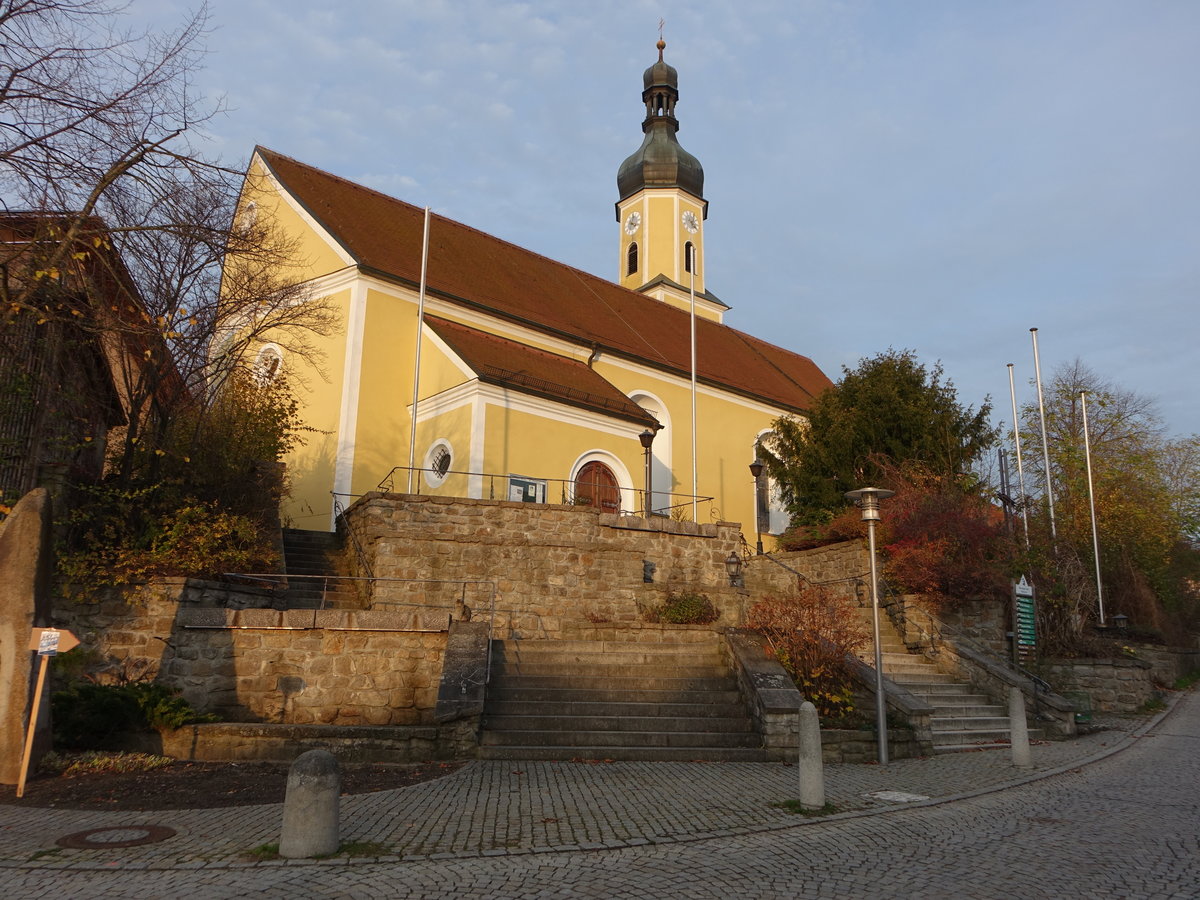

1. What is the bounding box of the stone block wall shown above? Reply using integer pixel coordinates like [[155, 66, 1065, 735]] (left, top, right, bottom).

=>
[[889, 594, 1010, 660], [765, 543, 872, 602], [54, 581, 450, 728], [1042, 657, 1156, 713], [1125, 643, 1200, 685], [344, 493, 748, 636], [53, 578, 274, 683], [161, 616, 447, 726]]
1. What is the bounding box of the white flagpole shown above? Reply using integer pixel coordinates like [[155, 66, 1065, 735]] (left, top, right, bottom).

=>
[[407, 207, 431, 493], [689, 243, 698, 522], [1030, 327, 1057, 542], [1081, 391, 1106, 625], [1007, 363, 1030, 549]]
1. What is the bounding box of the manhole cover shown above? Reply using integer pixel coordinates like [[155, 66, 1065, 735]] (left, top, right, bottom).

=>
[[57, 824, 176, 850]]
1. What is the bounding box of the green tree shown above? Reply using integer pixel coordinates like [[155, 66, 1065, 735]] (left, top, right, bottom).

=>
[[762, 349, 996, 525]]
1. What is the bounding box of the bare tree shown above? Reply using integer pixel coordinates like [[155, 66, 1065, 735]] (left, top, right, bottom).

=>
[[0, 0, 336, 503]]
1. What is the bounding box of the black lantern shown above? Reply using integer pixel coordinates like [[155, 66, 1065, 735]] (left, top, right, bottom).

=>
[[725, 552, 744, 588]]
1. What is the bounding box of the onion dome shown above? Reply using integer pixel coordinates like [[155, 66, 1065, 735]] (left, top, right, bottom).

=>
[[617, 40, 705, 202]]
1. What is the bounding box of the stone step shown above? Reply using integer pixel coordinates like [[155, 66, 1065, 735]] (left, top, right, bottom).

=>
[[479, 728, 763, 749], [924, 703, 1007, 718], [482, 714, 756, 734], [494, 649, 725, 668], [494, 639, 721, 657], [491, 661, 729, 679], [886, 671, 960, 684], [493, 674, 738, 693], [477, 745, 771, 762], [930, 728, 1012, 747], [894, 679, 981, 693], [485, 699, 748, 718], [484, 686, 745, 705], [929, 716, 1012, 732], [881, 661, 942, 676]]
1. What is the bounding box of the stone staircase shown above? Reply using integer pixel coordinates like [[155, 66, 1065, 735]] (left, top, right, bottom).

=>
[[853, 608, 1030, 752], [280, 528, 357, 608], [479, 636, 768, 761]]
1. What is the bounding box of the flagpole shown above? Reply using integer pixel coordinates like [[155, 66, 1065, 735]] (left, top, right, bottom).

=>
[[1081, 391, 1106, 625], [1007, 363, 1030, 549], [689, 243, 698, 522], [1030, 327, 1057, 542], [407, 207, 431, 493]]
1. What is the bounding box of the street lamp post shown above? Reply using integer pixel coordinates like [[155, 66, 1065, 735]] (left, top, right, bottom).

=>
[[845, 486, 895, 765], [639, 429, 656, 517], [749, 458, 765, 555]]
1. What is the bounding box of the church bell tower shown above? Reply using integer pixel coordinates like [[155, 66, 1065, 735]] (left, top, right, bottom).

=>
[[616, 40, 725, 321]]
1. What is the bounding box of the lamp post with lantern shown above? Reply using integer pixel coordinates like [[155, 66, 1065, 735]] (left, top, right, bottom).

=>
[[845, 486, 894, 765], [639, 429, 656, 517], [749, 458, 765, 555]]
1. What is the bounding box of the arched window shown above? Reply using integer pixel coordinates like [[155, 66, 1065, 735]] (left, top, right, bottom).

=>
[[254, 344, 283, 383], [575, 461, 620, 512], [684, 241, 696, 274], [627, 241, 638, 276]]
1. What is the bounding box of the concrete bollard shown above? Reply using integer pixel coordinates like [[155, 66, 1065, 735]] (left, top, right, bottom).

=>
[[1009, 687, 1033, 769], [279, 749, 341, 858], [797, 701, 825, 810]]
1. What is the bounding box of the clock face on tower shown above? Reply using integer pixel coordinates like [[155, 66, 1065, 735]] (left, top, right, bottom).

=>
[[624, 211, 641, 235], [681, 210, 699, 234]]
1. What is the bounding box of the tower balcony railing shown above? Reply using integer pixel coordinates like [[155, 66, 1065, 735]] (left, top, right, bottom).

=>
[[371, 464, 715, 522]]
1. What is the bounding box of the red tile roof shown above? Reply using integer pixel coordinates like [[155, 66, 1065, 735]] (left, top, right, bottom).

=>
[[425, 316, 658, 426], [256, 148, 832, 413]]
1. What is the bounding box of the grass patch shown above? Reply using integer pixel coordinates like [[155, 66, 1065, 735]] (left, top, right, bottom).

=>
[[1173, 671, 1200, 691], [244, 840, 389, 861], [39, 751, 174, 778], [771, 799, 839, 816], [336, 841, 388, 858], [245, 843, 280, 861], [1138, 696, 1167, 714]]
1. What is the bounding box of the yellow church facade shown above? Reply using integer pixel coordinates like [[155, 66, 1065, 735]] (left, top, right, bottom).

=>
[[234, 43, 831, 547]]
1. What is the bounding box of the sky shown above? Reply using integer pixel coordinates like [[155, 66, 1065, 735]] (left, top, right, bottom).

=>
[[130, 0, 1199, 439]]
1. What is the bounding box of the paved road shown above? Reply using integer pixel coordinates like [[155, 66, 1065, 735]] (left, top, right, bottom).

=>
[[1, 694, 1196, 898]]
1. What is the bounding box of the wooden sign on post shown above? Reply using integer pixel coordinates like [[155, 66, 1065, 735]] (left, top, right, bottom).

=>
[[17, 627, 80, 798]]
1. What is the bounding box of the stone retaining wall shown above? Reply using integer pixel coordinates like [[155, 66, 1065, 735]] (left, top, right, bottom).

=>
[[1042, 657, 1156, 713], [54, 581, 451, 727], [345, 493, 749, 635], [766, 543, 871, 602], [160, 721, 475, 763], [53, 578, 275, 683], [163, 618, 447, 726], [1124, 643, 1200, 685]]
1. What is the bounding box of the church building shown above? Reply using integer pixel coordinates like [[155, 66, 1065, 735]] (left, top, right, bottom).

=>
[[233, 41, 831, 546]]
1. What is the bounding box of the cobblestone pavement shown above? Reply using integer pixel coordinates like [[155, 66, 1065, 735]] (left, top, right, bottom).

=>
[[0, 695, 1194, 898]]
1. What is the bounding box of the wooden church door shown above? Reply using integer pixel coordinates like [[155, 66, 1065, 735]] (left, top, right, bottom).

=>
[[575, 461, 620, 512]]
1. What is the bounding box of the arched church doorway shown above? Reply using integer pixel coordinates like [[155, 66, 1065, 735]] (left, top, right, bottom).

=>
[[574, 461, 620, 512]]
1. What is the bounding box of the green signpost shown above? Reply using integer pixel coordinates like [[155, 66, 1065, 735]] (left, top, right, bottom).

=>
[[1014, 575, 1037, 662]]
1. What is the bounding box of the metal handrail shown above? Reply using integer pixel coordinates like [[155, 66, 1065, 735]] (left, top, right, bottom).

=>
[[876, 581, 1056, 719], [333, 493, 375, 581], [373, 464, 715, 520]]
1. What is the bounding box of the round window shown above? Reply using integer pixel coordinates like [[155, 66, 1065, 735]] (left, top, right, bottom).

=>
[[423, 441, 453, 488]]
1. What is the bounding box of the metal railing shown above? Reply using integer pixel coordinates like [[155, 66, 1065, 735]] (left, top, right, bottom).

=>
[[332, 493, 374, 580], [373, 464, 716, 520]]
